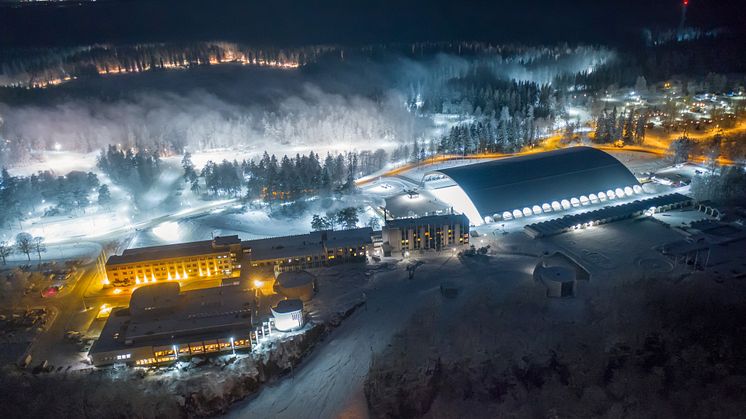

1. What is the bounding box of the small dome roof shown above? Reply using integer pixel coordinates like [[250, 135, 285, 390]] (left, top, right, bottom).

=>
[[276, 270, 315, 288], [272, 299, 303, 314]]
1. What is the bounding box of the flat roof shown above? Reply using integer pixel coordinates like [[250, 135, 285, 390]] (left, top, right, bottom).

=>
[[325, 227, 374, 248], [107, 235, 240, 266], [243, 233, 323, 261], [243, 228, 373, 260], [90, 284, 254, 355], [385, 213, 469, 230]]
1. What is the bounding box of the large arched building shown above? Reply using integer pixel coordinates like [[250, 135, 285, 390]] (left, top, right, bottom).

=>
[[423, 147, 642, 225]]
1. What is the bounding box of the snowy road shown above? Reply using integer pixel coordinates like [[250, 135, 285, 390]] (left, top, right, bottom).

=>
[[226, 256, 463, 419]]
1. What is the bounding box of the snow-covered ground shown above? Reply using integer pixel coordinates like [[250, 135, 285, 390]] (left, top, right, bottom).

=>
[[227, 251, 525, 419], [6, 150, 100, 177]]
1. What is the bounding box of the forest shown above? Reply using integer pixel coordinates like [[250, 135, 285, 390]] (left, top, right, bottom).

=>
[[180, 148, 388, 203], [0, 168, 102, 229]]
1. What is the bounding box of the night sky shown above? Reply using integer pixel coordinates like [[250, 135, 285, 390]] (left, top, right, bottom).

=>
[[1, 0, 744, 47]]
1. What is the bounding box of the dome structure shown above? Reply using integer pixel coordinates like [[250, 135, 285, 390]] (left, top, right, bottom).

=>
[[424, 147, 640, 224], [274, 270, 316, 302]]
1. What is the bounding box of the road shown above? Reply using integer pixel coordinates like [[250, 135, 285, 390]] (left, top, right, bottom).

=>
[[227, 255, 465, 419], [22, 264, 101, 369]]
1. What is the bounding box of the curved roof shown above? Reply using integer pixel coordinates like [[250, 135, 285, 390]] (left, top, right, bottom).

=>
[[272, 299, 304, 314], [276, 270, 315, 288], [429, 147, 639, 220]]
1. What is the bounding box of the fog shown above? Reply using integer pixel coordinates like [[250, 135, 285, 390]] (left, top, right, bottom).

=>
[[0, 43, 614, 167]]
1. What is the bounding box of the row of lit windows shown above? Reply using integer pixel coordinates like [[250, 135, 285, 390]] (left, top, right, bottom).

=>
[[130, 337, 251, 366], [109, 254, 232, 271], [251, 249, 366, 268]]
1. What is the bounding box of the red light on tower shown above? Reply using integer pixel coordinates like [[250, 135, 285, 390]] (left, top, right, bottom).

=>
[[683, 0, 688, 5]]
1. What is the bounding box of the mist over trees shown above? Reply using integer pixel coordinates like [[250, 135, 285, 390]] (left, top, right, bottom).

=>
[[0, 167, 100, 228], [183, 147, 387, 203], [0, 43, 619, 169], [96, 145, 161, 192]]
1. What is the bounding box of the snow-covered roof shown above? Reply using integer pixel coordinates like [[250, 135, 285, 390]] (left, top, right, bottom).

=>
[[384, 213, 468, 229], [107, 235, 241, 265], [244, 228, 373, 261], [276, 271, 315, 288], [428, 147, 640, 221], [272, 299, 303, 314], [90, 283, 254, 355]]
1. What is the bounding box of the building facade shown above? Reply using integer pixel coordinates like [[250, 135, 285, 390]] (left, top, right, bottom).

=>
[[383, 213, 470, 254], [105, 236, 242, 287], [244, 227, 373, 272]]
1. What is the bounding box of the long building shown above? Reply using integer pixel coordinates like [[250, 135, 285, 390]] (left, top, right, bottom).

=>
[[423, 147, 642, 225], [89, 282, 253, 367], [105, 229, 375, 287], [382, 213, 470, 254], [243, 228, 374, 272], [105, 235, 242, 287]]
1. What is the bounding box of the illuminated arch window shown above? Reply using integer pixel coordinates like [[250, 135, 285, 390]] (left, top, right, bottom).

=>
[[532, 205, 543, 215], [512, 209, 523, 219], [551, 201, 562, 211], [579, 196, 590, 205], [633, 185, 643, 194], [606, 190, 616, 199], [503, 211, 513, 220], [624, 186, 634, 196], [522, 207, 533, 217], [561, 199, 572, 210], [570, 197, 581, 207], [484, 216, 494, 224], [598, 192, 607, 201], [615, 188, 625, 198], [589, 193, 599, 203], [542, 203, 552, 212]]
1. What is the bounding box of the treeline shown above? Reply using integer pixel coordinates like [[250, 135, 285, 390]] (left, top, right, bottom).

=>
[[554, 37, 746, 92], [669, 133, 746, 164], [183, 148, 389, 202], [691, 166, 746, 205], [416, 74, 556, 120], [441, 106, 540, 154], [0, 168, 101, 228], [0, 43, 330, 88], [96, 146, 162, 192], [593, 108, 648, 145]]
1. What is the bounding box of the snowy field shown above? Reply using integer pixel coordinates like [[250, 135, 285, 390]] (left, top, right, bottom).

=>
[[227, 250, 531, 419], [6, 150, 100, 177]]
